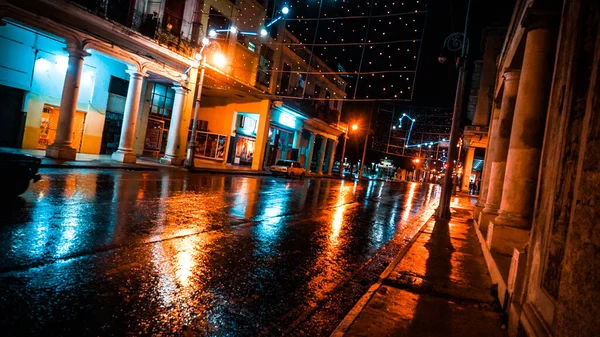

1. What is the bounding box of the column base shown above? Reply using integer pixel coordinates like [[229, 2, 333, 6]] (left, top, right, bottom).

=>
[[45, 144, 77, 161], [487, 221, 530, 256], [112, 150, 137, 164], [478, 209, 498, 234], [473, 203, 484, 221], [159, 155, 182, 166]]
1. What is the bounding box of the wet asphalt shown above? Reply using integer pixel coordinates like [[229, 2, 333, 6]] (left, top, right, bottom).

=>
[[0, 169, 439, 337]]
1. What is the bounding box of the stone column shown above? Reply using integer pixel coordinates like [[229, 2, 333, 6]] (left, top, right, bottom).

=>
[[316, 136, 327, 175], [461, 147, 476, 192], [473, 103, 501, 220], [304, 131, 316, 170], [488, 21, 556, 255], [479, 71, 520, 231], [45, 45, 90, 160], [327, 140, 339, 175], [112, 67, 146, 163], [160, 85, 188, 165]]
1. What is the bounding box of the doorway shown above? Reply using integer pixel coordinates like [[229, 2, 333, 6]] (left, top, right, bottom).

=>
[[37, 104, 86, 151], [0, 85, 25, 148]]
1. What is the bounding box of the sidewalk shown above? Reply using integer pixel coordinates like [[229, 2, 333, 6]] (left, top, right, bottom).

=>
[[3, 147, 345, 178], [332, 195, 507, 337]]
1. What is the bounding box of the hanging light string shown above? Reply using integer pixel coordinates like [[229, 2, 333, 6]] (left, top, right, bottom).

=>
[[352, 0, 375, 100]]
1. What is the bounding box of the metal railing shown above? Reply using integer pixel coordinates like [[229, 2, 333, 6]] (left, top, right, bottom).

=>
[[69, 0, 204, 58]]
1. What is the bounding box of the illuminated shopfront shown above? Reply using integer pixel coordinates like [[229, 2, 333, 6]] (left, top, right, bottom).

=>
[[264, 106, 305, 167], [230, 113, 259, 166]]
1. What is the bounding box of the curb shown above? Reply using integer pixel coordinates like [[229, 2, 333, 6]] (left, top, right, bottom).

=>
[[40, 163, 159, 171], [187, 168, 272, 176], [187, 169, 348, 179], [329, 201, 439, 337]]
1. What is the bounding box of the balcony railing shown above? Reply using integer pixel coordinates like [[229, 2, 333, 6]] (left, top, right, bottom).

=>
[[69, 0, 203, 58]]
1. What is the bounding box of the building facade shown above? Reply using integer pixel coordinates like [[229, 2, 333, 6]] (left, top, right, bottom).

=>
[[472, 0, 600, 336], [0, 0, 347, 172]]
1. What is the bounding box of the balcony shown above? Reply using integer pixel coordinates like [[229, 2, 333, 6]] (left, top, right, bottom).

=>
[[68, 0, 202, 58]]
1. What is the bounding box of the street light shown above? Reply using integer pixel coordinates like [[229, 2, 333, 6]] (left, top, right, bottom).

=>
[[435, 0, 471, 221], [184, 39, 225, 169], [351, 121, 372, 180]]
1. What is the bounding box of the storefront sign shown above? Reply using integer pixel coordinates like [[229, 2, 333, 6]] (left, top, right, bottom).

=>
[[278, 112, 296, 128]]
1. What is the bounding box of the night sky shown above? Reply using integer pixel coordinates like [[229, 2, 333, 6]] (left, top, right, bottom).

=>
[[264, 0, 514, 167], [267, 0, 428, 101]]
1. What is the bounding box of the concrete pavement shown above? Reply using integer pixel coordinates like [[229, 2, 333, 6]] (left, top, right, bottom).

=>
[[332, 195, 507, 337]]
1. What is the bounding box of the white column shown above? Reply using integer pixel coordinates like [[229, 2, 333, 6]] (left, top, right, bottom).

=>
[[327, 139, 339, 175], [316, 136, 327, 175], [160, 85, 188, 165], [45, 45, 90, 160], [292, 131, 301, 149], [304, 131, 316, 171], [112, 67, 146, 163]]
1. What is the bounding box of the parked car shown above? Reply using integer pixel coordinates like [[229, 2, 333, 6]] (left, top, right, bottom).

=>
[[270, 160, 306, 178], [0, 150, 42, 197]]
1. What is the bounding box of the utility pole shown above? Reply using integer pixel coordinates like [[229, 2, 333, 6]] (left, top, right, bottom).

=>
[[435, 0, 471, 221]]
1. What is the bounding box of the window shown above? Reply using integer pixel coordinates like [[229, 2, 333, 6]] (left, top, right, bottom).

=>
[[108, 76, 129, 96], [257, 45, 274, 87], [208, 7, 231, 32], [314, 84, 321, 98], [279, 63, 291, 94], [269, 25, 278, 40], [149, 83, 175, 118], [325, 89, 331, 99]]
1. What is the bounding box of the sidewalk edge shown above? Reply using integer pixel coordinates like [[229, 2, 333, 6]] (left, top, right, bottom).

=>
[[329, 201, 438, 337], [40, 163, 159, 171]]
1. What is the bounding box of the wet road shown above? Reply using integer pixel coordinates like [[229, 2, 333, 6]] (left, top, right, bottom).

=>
[[0, 169, 438, 336]]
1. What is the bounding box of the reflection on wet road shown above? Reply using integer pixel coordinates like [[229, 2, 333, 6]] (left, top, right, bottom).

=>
[[0, 169, 438, 336]]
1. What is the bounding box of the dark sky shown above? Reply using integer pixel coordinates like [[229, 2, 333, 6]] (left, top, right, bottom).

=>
[[268, 0, 427, 101], [266, 0, 515, 167]]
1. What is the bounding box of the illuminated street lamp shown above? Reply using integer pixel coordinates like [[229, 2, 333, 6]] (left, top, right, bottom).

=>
[[351, 120, 372, 180], [184, 39, 226, 169]]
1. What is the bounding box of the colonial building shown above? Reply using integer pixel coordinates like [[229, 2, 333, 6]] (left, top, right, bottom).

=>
[[472, 0, 600, 336], [461, 29, 506, 194], [0, 0, 347, 172]]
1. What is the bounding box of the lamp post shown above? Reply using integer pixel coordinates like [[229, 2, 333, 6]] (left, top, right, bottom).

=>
[[184, 39, 223, 169], [338, 132, 348, 178], [435, 0, 471, 221]]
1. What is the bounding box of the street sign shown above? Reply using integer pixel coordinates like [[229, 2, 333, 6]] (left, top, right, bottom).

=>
[[438, 141, 450, 148]]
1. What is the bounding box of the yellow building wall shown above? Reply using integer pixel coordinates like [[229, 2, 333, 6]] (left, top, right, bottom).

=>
[[194, 99, 271, 170], [21, 92, 105, 154]]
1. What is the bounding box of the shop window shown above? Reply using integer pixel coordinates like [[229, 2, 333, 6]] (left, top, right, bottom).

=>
[[193, 131, 227, 160], [235, 136, 255, 165]]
